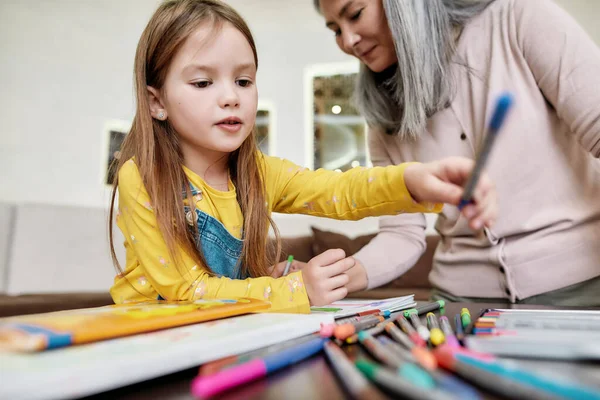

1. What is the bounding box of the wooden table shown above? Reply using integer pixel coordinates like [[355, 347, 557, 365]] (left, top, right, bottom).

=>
[[84, 302, 600, 399]]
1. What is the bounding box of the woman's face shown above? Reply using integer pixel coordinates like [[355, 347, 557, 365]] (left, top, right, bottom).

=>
[[320, 0, 396, 72]]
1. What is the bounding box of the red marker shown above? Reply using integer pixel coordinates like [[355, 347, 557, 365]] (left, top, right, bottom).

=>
[[396, 315, 427, 347]]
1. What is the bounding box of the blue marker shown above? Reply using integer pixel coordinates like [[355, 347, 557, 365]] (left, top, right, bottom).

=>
[[455, 314, 466, 343], [433, 370, 482, 400], [458, 93, 514, 210], [456, 353, 600, 400]]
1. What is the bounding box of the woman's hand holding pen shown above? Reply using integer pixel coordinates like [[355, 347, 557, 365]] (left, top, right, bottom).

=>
[[404, 157, 497, 231]]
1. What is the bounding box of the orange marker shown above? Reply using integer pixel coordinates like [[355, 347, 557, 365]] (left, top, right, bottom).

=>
[[357, 309, 380, 317], [384, 322, 437, 371], [334, 315, 384, 340]]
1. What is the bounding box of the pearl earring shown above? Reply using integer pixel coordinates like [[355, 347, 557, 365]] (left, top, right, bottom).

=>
[[157, 111, 165, 120]]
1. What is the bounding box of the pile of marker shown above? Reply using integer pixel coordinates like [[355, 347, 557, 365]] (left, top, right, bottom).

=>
[[190, 302, 600, 399], [318, 303, 599, 400]]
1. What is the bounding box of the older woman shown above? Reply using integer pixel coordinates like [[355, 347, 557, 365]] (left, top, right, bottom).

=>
[[313, 0, 600, 306]]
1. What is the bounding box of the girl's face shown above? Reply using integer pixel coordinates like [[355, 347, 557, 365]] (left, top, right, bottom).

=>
[[320, 0, 396, 73], [149, 22, 258, 163]]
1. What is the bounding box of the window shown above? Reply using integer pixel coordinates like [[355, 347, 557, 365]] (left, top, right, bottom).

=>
[[256, 100, 276, 156], [305, 61, 367, 171]]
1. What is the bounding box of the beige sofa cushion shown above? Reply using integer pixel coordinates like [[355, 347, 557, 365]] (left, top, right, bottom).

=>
[[0, 203, 15, 292], [7, 203, 124, 294]]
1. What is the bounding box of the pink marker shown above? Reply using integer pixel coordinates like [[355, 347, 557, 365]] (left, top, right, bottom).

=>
[[319, 323, 335, 338], [191, 337, 326, 398], [439, 316, 460, 348]]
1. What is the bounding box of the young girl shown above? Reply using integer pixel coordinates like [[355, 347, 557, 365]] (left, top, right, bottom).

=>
[[108, 0, 496, 313]]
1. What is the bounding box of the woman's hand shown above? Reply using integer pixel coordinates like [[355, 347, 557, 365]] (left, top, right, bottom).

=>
[[404, 157, 497, 230]]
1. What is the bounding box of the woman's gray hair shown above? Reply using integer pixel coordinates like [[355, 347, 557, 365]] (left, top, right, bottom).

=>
[[315, 0, 495, 140]]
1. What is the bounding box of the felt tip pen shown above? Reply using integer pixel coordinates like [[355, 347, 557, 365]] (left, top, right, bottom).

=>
[[191, 337, 326, 398], [323, 341, 387, 400], [321, 314, 383, 338], [282, 255, 294, 276], [355, 359, 455, 400], [433, 345, 562, 400], [439, 316, 460, 348], [396, 315, 427, 347], [199, 334, 318, 375], [456, 352, 600, 400], [378, 336, 417, 363], [455, 314, 466, 343], [384, 323, 438, 371], [333, 315, 384, 340], [426, 312, 446, 346], [358, 331, 404, 368], [458, 92, 513, 210], [409, 312, 431, 342], [461, 308, 472, 330], [346, 321, 387, 344], [430, 369, 483, 400], [311, 307, 343, 312], [403, 300, 445, 317]]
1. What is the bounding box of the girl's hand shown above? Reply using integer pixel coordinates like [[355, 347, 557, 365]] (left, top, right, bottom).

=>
[[269, 259, 306, 278], [404, 157, 497, 230], [301, 249, 353, 306]]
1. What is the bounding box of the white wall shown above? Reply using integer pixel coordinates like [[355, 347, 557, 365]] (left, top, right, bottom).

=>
[[554, 0, 600, 41], [0, 0, 352, 209], [1, 0, 599, 226]]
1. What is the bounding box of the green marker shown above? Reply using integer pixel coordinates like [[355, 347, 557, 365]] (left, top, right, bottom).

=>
[[282, 255, 294, 276], [460, 307, 472, 329], [311, 307, 342, 312], [403, 300, 445, 317], [355, 358, 438, 398]]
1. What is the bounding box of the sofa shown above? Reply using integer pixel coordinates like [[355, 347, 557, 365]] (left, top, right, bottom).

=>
[[0, 202, 438, 317]]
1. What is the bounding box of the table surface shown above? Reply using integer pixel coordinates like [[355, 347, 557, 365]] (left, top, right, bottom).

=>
[[83, 302, 600, 400]]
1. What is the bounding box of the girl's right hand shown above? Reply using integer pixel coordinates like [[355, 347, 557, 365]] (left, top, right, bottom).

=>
[[302, 249, 354, 306]]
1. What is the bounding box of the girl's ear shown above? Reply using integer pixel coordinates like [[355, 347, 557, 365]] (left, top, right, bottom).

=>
[[147, 86, 168, 121]]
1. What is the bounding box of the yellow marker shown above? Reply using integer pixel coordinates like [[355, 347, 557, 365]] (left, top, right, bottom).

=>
[[426, 312, 445, 346]]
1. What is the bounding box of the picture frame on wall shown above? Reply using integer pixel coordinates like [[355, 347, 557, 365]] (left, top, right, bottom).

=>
[[101, 120, 131, 187], [256, 100, 276, 156]]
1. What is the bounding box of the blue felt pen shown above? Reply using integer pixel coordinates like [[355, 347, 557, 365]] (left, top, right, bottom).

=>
[[432, 370, 483, 400], [458, 93, 514, 210], [455, 353, 600, 400]]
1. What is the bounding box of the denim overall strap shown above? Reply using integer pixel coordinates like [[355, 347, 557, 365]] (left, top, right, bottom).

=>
[[184, 181, 245, 279]]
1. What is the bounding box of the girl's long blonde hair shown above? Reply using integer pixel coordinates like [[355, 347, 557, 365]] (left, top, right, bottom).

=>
[[109, 0, 280, 288]]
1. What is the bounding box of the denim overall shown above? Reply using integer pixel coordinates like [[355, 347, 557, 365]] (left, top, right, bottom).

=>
[[184, 182, 245, 279], [158, 182, 245, 301]]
